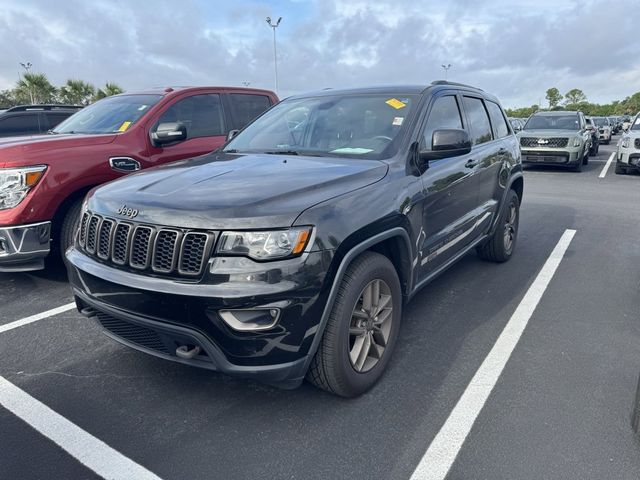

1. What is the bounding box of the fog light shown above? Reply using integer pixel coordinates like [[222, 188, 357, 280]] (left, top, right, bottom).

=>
[[219, 308, 280, 331]]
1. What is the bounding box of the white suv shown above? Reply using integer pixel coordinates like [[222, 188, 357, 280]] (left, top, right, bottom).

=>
[[616, 113, 640, 175]]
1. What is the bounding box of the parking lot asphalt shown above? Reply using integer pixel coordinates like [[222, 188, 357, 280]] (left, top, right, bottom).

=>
[[1, 139, 639, 480]]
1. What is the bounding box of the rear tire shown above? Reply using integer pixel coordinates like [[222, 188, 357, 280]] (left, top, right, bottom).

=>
[[477, 189, 519, 263], [615, 164, 627, 175], [306, 251, 402, 397]]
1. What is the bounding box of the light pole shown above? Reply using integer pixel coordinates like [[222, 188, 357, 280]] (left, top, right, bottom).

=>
[[266, 16, 282, 94], [19, 62, 34, 103], [441, 64, 452, 81]]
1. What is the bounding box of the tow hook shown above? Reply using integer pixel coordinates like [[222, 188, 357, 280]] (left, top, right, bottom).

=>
[[176, 345, 201, 359]]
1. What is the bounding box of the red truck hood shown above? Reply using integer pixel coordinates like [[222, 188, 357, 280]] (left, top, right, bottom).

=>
[[0, 133, 118, 167]]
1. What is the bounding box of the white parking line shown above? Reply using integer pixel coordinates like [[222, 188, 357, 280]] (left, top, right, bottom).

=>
[[0, 376, 163, 480], [0, 303, 76, 334], [409, 229, 576, 480], [599, 152, 616, 178]]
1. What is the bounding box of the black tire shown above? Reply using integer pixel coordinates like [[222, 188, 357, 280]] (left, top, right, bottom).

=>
[[615, 164, 627, 175], [59, 198, 83, 258], [306, 251, 402, 397], [477, 189, 519, 263], [583, 149, 589, 165], [572, 153, 584, 172]]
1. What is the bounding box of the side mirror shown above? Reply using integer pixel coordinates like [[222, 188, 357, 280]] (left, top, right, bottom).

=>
[[227, 129, 240, 141], [151, 122, 187, 146], [420, 129, 472, 161]]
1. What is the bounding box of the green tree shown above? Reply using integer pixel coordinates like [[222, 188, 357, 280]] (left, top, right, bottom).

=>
[[14, 73, 57, 104], [93, 82, 124, 101], [564, 88, 587, 105], [0, 89, 15, 107], [545, 87, 563, 108], [58, 79, 95, 105]]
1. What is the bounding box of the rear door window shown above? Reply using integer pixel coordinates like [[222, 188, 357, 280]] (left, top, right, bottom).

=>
[[486, 101, 510, 138], [43, 112, 73, 131], [462, 96, 493, 146], [229, 94, 272, 129], [156, 94, 225, 139]]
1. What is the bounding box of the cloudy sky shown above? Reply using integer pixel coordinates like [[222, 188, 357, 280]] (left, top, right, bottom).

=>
[[0, 0, 637, 108]]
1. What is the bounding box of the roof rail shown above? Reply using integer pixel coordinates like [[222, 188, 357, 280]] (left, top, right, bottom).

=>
[[6, 104, 83, 112], [431, 80, 484, 92]]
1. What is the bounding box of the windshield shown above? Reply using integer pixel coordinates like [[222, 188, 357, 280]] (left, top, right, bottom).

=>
[[524, 114, 580, 130], [631, 115, 640, 131], [53, 94, 162, 134], [224, 93, 418, 159], [593, 117, 608, 127]]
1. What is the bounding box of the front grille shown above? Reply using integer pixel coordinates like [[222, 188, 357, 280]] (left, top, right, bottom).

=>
[[520, 137, 569, 148], [635, 138, 640, 149], [96, 312, 170, 354], [78, 211, 214, 277]]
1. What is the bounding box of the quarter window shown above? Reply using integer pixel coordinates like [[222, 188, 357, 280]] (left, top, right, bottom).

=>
[[157, 94, 225, 139], [486, 101, 510, 138], [422, 96, 463, 150], [462, 96, 493, 146]]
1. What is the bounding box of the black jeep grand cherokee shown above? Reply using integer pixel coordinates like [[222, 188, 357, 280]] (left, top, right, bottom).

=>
[[66, 82, 523, 397]]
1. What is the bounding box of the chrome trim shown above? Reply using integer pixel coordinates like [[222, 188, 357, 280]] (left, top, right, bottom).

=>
[[178, 232, 214, 276], [129, 225, 155, 270], [109, 157, 141, 173], [111, 223, 133, 265], [96, 218, 115, 260], [151, 229, 182, 273]]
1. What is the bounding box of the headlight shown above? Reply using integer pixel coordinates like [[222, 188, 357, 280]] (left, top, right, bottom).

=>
[[621, 137, 631, 148], [573, 137, 582, 147], [0, 165, 46, 210], [217, 227, 312, 260]]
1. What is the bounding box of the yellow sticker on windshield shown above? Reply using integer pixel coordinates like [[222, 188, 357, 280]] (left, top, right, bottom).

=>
[[118, 121, 132, 132], [385, 98, 406, 109]]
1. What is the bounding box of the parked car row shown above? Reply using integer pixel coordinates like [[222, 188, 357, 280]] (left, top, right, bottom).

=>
[[0, 104, 82, 137]]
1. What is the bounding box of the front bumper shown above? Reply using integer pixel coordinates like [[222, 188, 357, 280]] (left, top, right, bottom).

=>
[[617, 151, 640, 169], [66, 247, 333, 388], [0, 221, 51, 272], [521, 149, 581, 166]]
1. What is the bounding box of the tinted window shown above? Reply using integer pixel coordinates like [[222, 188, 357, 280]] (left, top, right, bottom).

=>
[[157, 94, 225, 139], [422, 96, 463, 150], [486, 101, 510, 138], [44, 112, 73, 130], [462, 97, 493, 146], [230, 94, 272, 128], [0, 114, 41, 136]]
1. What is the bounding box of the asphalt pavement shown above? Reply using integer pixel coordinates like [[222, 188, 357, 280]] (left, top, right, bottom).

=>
[[1, 139, 639, 480]]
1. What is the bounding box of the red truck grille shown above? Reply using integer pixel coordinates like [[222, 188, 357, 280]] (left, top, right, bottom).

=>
[[77, 212, 214, 277]]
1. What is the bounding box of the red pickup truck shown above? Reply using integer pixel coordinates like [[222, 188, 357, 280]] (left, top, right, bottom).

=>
[[0, 86, 278, 272]]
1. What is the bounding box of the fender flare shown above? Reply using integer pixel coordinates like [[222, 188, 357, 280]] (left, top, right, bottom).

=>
[[301, 227, 412, 374]]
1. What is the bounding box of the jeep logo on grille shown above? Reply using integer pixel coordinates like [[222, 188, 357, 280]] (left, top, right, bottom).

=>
[[537, 138, 549, 145], [117, 205, 139, 218]]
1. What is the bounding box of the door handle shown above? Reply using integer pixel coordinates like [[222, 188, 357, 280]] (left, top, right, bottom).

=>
[[465, 159, 478, 168]]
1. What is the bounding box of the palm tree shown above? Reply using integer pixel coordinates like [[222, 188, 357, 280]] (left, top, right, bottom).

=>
[[59, 79, 96, 106], [15, 73, 57, 104], [93, 82, 125, 101]]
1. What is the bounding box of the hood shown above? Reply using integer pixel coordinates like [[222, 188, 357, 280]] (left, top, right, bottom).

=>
[[518, 129, 579, 137], [0, 133, 117, 167], [88, 152, 389, 229]]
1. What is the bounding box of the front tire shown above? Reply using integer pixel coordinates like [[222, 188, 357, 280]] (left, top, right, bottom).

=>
[[615, 164, 627, 175], [477, 189, 520, 263], [59, 199, 83, 258], [307, 252, 402, 397]]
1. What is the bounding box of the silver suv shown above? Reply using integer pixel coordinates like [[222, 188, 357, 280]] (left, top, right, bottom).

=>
[[518, 111, 591, 172]]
